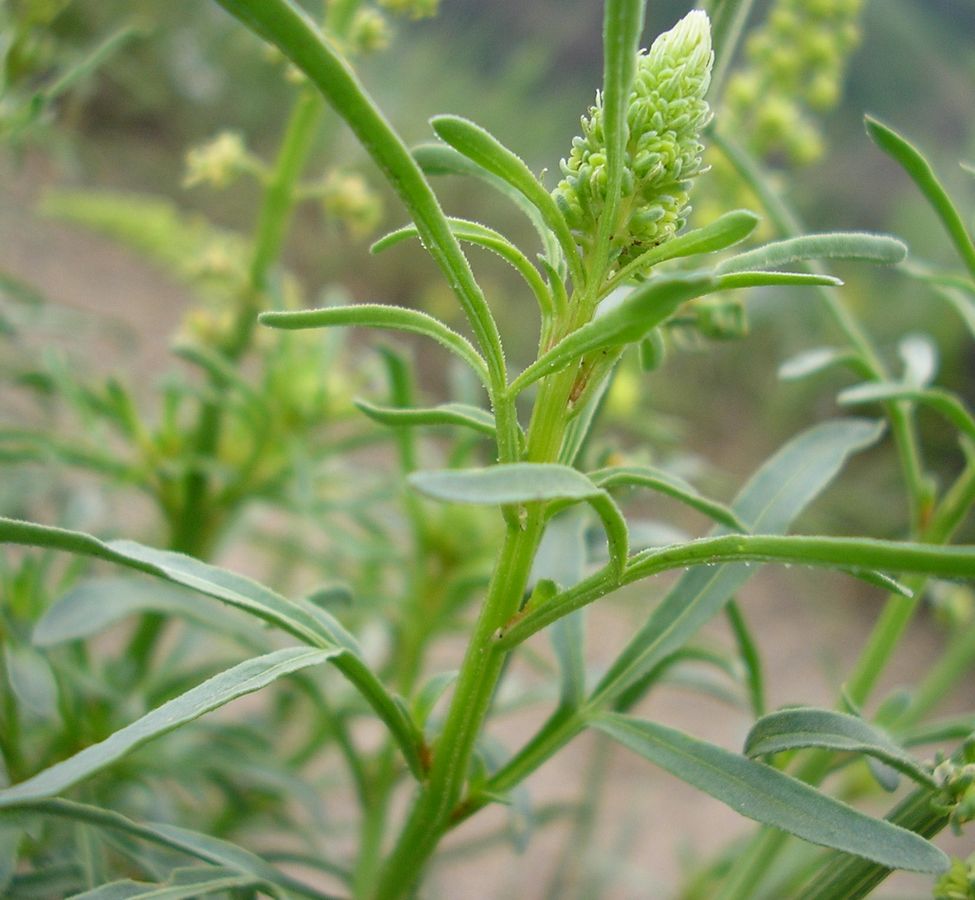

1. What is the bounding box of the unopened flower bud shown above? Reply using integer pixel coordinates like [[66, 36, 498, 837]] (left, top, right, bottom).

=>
[[184, 132, 249, 190]]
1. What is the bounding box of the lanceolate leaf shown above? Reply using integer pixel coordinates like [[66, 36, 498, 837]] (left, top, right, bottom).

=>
[[593, 714, 948, 874], [258, 304, 490, 388], [409, 463, 603, 506], [0, 799, 335, 900], [588, 419, 884, 705], [430, 115, 585, 288], [69, 866, 260, 899], [0, 647, 339, 807], [511, 273, 715, 393], [0, 518, 423, 778], [865, 116, 975, 280], [715, 271, 842, 289], [745, 708, 936, 788], [717, 232, 907, 274]]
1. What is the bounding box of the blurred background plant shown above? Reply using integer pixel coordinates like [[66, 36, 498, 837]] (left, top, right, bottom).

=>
[[1, 0, 974, 897]]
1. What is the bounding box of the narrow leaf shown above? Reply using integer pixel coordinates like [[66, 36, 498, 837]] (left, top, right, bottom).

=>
[[33, 576, 263, 647], [0, 647, 338, 807], [778, 347, 851, 381], [409, 463, 602, 505], [258, 304, 489, 388], [354, 399, 495, 437], [589, 419, 884, 704], [412, 142, 563, 272], [744, 708, 936, 788], [590, 464, 745, 530], [866, 116, 975, 280], [716, 271, 843, 289], [0, 799, 335, 900], [372, 217, 552, 317], [838, 383, 975, 442], [430, 115, 584, 287], [69, 866, 259, 900], [512, 273, 715, 394], [593, 713, 948, 874], [717, 232, 907, 274], [610, 210, 760, 287]]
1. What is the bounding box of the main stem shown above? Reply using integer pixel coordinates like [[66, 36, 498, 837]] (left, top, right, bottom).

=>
[[371, 363, 581, 899]]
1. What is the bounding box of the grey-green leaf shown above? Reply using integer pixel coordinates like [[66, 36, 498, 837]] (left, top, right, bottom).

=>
[[717, 232, 907, 274], [258, 304, 490, 388], [1, 799, 335, 899], [409, 463, 602, 506], [429, 115, 584, 287], [354, 399, 496, 437], [593, 713, 948, 874], [69, 866, 259, 899], [0, 647, 338, 807], [591, 419, 884, 705], [744, 708, 936, 788], [778, 347, 850, 381], [512, 273, 715, 393], [589, 465, 745, 530]]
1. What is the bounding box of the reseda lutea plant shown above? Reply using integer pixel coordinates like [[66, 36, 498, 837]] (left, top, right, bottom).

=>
[[2, 1, 975, 898]]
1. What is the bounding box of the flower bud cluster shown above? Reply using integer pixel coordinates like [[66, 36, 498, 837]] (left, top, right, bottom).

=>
[[322, 170, 383, 237], [553, 11, 713, 264], [184, 132, 251, 190], [935, 854, 975, 900], [349, 8, 392, 55], [377, 0, 439, 21], [725, 0, 865, 166]]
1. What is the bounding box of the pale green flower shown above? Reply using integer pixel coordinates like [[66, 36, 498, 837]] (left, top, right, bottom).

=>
[[553, 10, 713, 265]]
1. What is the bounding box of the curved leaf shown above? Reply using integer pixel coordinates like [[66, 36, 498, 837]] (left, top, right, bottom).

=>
[[608, 209, 761, 288], [589, 464, 745, 530], [409, 463, 603, 506], [372, 218, 552, 317], [430, 115, 584, 288], [511, 273, 715, 394], [716, 271, 842, 289], [593, 713, 948, 874], [258, 304, 489, 388], [0, 647, 338, 807], [744, 708, 936, 788], [866, 116, 975, 280], [69, 866, 260, 899], [717, 232, 907, 274], [354, 399, 496, 438], [0, 799, 335, 900], [838, 383, 975, 442]]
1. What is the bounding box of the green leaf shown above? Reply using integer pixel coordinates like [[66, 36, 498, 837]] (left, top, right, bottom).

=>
[[588, 419, 884, 705], [778, 347, 852, 381], [258, 304, 489, 389], [596, 0, 646, 254], [715, 271, 843, 290], [866, 116, 975, 280], [412, 671, 458, 730], [372, 217, 552, 317], [354, 399, 496, 438], [838, 383, 975, 442], [411, 464, 628, 577], [744, 708, 936, 788], [33, 576, 264, 647], [898, 334, 938, 388], [717, 232, 907, 274], [69, 866, 260, 899], [511, 273, 715, 394], [0, 518, 423, 778], [589, 465, 745, 530], [610, 211, 760, 288], [412, 143, 563, 273], [0, 823, 20, 894], [0, 799, 335, 900], [409, 463, 603, 505], [593, 713, 948, 874], [4, 645, 59, 720], [0, 647, 338, 807], [429, 115, 584, 288]]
